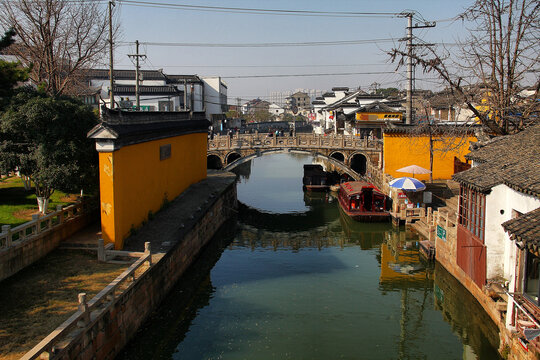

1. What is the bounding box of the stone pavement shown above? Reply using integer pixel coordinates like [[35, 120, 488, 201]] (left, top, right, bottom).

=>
[[61, 171, 237, 253]]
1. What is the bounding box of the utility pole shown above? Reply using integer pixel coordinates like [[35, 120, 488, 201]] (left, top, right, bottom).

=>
[[128, 40, 146, 110], [399, 12, 435, 125], [108, 0, 115, 109], [406, 13, 413, 125]]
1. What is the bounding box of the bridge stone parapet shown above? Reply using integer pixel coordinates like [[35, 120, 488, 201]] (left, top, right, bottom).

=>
[[207, 134, 383, 172]]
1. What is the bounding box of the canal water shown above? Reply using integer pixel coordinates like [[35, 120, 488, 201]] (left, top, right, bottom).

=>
[[118, 153, 501, 360]]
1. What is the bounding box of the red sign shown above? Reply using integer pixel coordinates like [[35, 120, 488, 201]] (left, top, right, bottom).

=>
[[398, 192, 407, 199]]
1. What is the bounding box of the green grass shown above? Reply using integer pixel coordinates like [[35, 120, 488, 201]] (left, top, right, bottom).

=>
[[0, 176, 78, 228]]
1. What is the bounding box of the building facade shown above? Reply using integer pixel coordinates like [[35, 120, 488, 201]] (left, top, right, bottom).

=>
[[85, 69, 227, 121]]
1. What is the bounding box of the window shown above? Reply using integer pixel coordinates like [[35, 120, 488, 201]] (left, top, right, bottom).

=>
[[458, 186, 486, 241], [525, 251, 540, 304]]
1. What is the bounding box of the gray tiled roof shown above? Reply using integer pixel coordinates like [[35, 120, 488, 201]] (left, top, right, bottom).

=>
[[502, 207, 540, 249], [114, 85, 181, 96], [85, 69, 201, 83], [453, 124, 540, 196]]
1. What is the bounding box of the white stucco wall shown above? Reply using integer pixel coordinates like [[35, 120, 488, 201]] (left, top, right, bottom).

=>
[[202, 77, 227, 118], [485, 184, 540, 281]]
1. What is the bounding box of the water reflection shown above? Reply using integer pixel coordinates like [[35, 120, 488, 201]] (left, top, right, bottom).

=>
[[434, 262, 501, 359], [117, 153, 501, 360]]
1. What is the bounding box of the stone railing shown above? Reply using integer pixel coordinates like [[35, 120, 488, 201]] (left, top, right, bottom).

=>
[[0, 198, 98, 282], [0, 200, 89, 250], [208, 134, 383, 152], [21, 243, 153, 360]]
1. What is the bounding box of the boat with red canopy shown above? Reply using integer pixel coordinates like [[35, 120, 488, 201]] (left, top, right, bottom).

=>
[[338, 181, 391, 222]]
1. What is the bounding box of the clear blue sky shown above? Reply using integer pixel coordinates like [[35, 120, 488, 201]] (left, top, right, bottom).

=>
[[109, 0, 476, 103]]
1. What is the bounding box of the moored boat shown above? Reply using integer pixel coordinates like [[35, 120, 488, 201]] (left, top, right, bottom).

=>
[[302, 164, 330, 191], [338, 181, 391, 222]]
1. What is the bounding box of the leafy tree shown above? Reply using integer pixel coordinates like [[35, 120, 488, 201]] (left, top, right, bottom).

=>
[[245, 110, 273, 123], [0, 28, 28, 102], [0, 89, 98, 212], [225, 109, 241, 118]]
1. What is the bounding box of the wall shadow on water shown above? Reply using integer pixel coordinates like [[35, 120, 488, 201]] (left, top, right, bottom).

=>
[[433, 262, 502, 360], [115, 218, 239, 360], [237, 191, 341, 233]]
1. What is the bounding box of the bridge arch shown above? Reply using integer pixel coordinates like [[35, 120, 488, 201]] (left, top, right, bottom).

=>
[[329, 151, 345, 163], [223, 148, 362, 180], [207, 154, 223, 169], [349, 152, 367, 176], [226, 151, 242, 165]]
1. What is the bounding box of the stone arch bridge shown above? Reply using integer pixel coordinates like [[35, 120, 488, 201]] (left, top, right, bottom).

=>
[[207, 134, 383, 178]]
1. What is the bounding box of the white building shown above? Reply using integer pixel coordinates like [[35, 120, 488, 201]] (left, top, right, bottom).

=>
[[268, 103, 284, 116], [311, 87, 403, 135], [85, 69, 227, 121], [452, 124, 540, 331]]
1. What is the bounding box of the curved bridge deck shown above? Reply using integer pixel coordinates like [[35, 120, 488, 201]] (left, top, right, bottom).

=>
[[208, 133, 382, 153]]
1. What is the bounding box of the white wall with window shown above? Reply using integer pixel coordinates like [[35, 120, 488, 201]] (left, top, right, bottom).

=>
[[485, 184, 540, 328]]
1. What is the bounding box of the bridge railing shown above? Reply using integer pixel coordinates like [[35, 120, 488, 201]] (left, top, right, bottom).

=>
[[208, 134, 382, 151]]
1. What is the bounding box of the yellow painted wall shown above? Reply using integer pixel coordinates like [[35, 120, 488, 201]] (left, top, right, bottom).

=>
[[99, 133, 207, 249], [383, 133, 476, 181]]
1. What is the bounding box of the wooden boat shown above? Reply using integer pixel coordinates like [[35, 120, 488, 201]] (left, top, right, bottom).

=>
[[302, 164, 330, 191], [337, 181, 391, 222]]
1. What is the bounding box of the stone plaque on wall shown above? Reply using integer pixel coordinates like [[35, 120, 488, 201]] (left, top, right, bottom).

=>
[[160, 144, 171, 160]]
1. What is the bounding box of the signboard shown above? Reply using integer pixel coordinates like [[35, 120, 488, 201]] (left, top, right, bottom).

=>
[[398, 192, 407, 199], [160, 144, 171, 161], [437, 225, 447, 241]]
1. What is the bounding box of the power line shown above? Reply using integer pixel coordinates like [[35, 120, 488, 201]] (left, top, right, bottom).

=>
[[222, 71, 396, 79], [112, 63, 394, 69], [111, 1, 400, 18], [128, 38, 397, 48]]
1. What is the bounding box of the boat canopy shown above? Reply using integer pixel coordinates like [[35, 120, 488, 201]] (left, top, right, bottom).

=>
[[340, 181, 381, 196]]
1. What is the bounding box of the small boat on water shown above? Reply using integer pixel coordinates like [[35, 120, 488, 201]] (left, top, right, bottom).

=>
[[302, 164, 330, 191], [338, 181, 391, 222]]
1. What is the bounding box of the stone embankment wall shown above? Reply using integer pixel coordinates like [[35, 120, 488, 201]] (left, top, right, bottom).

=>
[[0, 201, 98, 282], [22, 174, 237, 360]]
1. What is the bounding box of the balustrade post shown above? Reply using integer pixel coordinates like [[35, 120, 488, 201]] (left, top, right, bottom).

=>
[[78, 293, 90, 325], [145, 242, 152, 266], [56, 205, 64, 224], [2, 225, 12, 247], [98, 238, 106, 262], [32, 214, 40, 235]]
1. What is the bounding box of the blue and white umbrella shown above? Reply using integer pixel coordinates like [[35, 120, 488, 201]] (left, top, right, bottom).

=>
[[389, 176, 426, 192]]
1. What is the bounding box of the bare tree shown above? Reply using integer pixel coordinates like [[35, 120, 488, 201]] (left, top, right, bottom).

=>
[[390, 0, 540, 134], [0, 0, 112, 96]]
